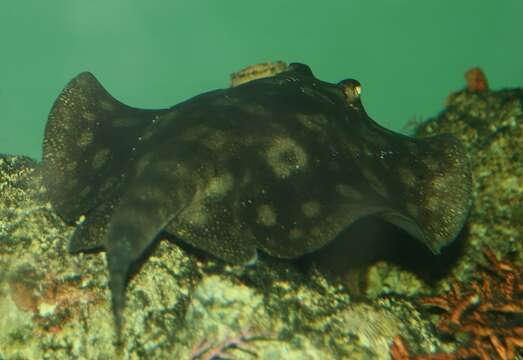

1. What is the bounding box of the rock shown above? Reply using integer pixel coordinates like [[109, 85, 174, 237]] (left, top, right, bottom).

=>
[[1, 71, 522, 359], [0, 151, 436, 358]]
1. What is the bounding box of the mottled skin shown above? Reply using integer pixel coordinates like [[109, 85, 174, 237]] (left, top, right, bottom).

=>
[[42, 63, 472, 336]]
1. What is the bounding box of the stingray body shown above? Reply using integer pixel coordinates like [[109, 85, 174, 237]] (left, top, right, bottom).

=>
[[42, 63, 472, 334]]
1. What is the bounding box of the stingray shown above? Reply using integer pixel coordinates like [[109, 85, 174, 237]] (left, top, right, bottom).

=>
[[41, 63, 472, 336]]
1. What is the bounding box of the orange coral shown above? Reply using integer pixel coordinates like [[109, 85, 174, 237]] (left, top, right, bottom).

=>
[[390, 249, 523, 359], [9, 271, 101, 332], [465, 67, 489, 93], [390, 335, 411, 360]]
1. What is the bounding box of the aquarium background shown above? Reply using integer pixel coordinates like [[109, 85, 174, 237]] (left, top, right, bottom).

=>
[[1, 1, 522, 159]]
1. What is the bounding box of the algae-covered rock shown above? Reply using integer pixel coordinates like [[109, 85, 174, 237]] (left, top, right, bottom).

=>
[[1, 69, 522, 359], [365, 83, 523, 356], [417, 86, 523, 279], [0, 155, 437, 359]]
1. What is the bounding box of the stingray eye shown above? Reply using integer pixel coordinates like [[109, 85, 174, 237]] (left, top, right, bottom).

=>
[[338, 79, 362, 103]]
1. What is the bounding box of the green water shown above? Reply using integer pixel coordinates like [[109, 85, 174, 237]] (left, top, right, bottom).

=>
[[1, 1, 522, 158]]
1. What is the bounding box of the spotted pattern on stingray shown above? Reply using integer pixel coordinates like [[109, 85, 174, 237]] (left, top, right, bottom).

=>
[[41, 62, 472, 337]]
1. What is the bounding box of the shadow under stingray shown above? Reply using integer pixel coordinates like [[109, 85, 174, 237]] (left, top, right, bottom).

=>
[[117, 215, 469, 300], [297, 216, 469, 294]]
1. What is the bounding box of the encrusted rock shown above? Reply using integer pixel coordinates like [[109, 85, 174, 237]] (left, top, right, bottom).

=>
[[1, 68, 522, 359]]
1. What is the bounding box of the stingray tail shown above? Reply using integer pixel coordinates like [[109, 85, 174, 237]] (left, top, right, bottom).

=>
[[108, 255, 126, 343]]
